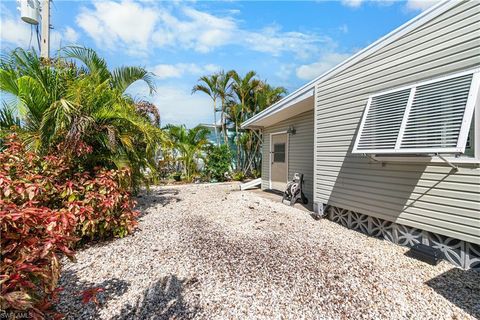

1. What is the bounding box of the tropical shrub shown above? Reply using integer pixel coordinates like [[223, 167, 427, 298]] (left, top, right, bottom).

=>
[[171, 172, 182, 182], [1, 205, 76, 318], [251, 169, 261, 179], [0, 47, 162, 190], [0, 134, 138, 316], [231, 171, 245, 181], [163, 125, 210, 182], [192, 69, 285, 177], [204, 144, 231, 182]]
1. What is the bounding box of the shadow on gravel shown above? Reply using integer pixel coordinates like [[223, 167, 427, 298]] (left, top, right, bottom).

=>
[[426, 268, 480, 319], [56, 270, 130, 319], [136, 188, 182, 217], [114, 275, 201, 320]]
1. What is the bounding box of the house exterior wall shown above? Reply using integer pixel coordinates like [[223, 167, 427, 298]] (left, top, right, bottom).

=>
[[262, 110, 314, 202], [314, 0, 480, 245]]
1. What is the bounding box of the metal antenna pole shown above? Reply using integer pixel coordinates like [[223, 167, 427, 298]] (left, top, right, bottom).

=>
[[40, 0, 50, 59]]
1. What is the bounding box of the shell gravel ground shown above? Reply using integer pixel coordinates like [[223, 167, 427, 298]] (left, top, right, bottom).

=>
[[56, 183, 480, 320]]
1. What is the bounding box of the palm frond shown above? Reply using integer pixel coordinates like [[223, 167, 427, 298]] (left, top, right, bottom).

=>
[[111, 66, 156, 94], [0, 103, 21, 129], [62, 46, 110, 82]]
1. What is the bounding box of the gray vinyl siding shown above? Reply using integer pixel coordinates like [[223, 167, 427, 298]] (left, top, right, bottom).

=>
[[262, 110, 314, 202], [314, 0, 480, 244]]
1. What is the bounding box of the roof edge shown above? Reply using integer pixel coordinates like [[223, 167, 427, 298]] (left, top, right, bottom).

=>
[[241, 87, 314, 128]]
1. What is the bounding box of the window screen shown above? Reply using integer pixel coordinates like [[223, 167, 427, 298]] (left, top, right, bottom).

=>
[[273, 143, 286, 162], [356, 89, 411, 150], [353, 70, 479, 154]]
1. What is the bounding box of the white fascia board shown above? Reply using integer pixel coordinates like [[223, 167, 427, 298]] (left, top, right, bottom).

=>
[[242, 86, 315, 128], [240, 0, 455, 129]]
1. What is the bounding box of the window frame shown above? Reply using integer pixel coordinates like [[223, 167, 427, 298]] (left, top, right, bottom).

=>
[[352, 68, 480, 156], [372, 108, 480, 165], [273, 143, 286, 163]]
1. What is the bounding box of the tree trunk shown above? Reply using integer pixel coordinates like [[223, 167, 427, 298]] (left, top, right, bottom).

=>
[[244, 135, 260, 174], [221, 98, 228, 146], [235, 124, 240, 171], [213, 99, 219, 146]]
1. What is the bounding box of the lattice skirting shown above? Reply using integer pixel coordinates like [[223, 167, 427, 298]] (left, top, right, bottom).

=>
[[327, 206, 480, 270]]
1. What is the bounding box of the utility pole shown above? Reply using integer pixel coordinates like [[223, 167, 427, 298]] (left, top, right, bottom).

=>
[[40, 0, 50, 59]]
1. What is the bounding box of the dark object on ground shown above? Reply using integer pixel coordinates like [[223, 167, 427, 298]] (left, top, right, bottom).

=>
[[282, 173, 308, 206], [406, 244, 444, 265]]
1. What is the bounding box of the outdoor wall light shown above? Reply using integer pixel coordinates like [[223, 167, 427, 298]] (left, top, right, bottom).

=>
[[287, 126, 296, 135]]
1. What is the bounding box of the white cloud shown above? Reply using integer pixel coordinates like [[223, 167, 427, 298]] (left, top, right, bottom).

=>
[[77, 1, 335, 58], [152, 6, 236, 53], [154, 6, 334, 58], [0, 16, 32, 49], [341, 0, 435, 10], [204, 64, 221, 73], [405, 0, 441, 11], [242, 26, 331, 59], [152, 85, 213, 127], [63, 27, 80, 43], [341, 0, 363, 8], [296, 52, 352, 81], [0, 7, 80, 52], [76, 0, 159, 55], [275, 64, 295, 81], [151, 63, 221, 80], [125, 75, 216, 127], [50, 27, 81, 51]]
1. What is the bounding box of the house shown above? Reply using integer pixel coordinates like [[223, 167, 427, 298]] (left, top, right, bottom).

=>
[[241, 0, 480, 269], [200, 122, 236, 148]]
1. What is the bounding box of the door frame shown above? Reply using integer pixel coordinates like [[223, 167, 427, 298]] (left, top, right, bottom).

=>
[[269, 131, 289, 190]]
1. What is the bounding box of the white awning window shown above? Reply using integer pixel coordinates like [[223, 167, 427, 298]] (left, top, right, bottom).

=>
[[353, 69, 480, 154]]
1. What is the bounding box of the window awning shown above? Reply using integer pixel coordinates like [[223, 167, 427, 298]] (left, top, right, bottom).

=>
[[352, 69, 480, 154]]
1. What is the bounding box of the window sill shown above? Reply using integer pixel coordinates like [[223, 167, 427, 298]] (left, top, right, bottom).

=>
[[371, 156, 480, 166]]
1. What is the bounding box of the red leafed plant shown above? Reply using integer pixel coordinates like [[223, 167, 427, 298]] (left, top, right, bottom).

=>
[[80, 287, 105, 305], [0, 134, 138, 317]]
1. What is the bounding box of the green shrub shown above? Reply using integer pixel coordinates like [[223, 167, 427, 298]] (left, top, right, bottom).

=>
[[0, 47, 162, 191], [171, 172, 182, 181], [204, 145, 232, 182], [231, 171, 245, 181], [251, 169, 261, 178]]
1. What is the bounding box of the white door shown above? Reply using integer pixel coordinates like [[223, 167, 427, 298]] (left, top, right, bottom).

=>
[[270, 133, 288, 191]]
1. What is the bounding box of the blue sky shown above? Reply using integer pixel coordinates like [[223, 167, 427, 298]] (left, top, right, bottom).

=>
[[0, 0, 439, 127]]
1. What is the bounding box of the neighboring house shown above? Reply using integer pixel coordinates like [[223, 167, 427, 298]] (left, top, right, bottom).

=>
[[200, 122, 241, 169], [242, 0, 480, 269], [200, 122, 236, 148]]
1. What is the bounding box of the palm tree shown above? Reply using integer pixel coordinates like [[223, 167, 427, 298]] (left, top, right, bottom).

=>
[[229, 70, 260, 119], [255, 82, 287, 112], [229, 70, 260, 169], [0, 47, 161, 189], [224, 100, 243, 170], [192, 74, 220, 146], [62, 46, 156, 95], [242, 81, 286, 174], [215, 71, 232, 145], [0, 103, 21, 130], [164, 125, 210, 182]]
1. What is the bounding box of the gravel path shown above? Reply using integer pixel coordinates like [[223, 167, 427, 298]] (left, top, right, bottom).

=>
[[56, 183, 480, 320]]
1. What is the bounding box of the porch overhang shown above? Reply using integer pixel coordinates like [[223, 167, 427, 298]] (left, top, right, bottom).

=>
[[241, 87, 314, 129]]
